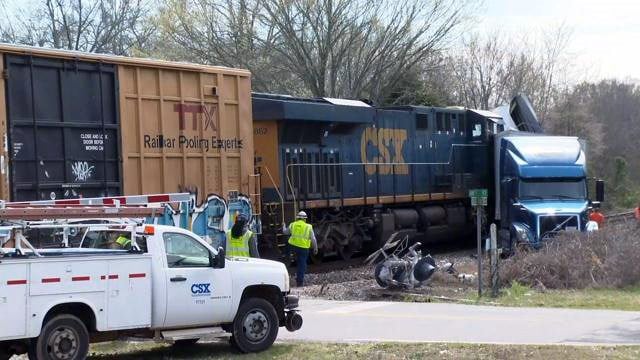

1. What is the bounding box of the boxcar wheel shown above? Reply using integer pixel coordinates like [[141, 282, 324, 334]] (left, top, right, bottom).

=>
[[29, 314, 89, 360], [231, 298, 279, 353]]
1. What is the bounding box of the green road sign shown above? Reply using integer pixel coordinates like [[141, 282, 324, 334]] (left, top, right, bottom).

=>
[[469, 189, 488, 198], [470, 197, 488, 206], [469, 189, 488, 207]]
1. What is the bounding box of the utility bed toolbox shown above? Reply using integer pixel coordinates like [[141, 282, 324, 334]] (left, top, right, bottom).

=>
[[0, 254, 152, 339]]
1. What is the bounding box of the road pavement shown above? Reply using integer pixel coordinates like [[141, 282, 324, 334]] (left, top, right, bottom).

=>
[[278, 299, 640, 345]]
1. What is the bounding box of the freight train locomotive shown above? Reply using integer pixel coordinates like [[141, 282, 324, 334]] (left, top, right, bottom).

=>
[[252, 93, 505, 260]]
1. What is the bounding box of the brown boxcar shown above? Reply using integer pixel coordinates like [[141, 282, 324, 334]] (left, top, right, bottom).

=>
[[0, 44, 254, 202]]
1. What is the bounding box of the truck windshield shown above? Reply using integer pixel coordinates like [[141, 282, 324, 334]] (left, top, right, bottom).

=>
[[519, 179, 586, 200]]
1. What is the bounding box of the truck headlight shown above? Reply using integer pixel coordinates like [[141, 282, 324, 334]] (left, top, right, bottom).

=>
[[518, 229, 529, 241], [513, 224, 532, 243]]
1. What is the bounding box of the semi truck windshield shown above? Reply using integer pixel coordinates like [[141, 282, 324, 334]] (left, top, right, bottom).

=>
[[519, 180, 586, 200]]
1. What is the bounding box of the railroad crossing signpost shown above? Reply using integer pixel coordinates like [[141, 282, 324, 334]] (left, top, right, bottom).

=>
[[469, 189, 488, 297]]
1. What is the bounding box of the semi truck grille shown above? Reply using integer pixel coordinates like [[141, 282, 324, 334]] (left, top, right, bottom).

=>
[[538, 215, 579, 240]]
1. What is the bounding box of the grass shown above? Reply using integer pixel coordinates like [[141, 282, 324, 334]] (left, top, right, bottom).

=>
[[472, 282, 640, 311], [88, 340, 640, 360], [380, 281, 640, 311]]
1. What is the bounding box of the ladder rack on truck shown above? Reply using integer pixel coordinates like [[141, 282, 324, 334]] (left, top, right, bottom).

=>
[[3, 192, 191, 208], [0, 193, 191, 257]]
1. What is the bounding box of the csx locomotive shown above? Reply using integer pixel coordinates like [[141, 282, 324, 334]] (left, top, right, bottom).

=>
[[252, 93, 505, 260]]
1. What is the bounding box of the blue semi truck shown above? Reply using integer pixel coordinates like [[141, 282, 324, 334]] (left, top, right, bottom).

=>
[[493, 131, 603, 252]]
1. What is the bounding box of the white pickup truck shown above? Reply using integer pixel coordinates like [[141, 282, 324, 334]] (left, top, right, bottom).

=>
[[0, 224, 301, 360]]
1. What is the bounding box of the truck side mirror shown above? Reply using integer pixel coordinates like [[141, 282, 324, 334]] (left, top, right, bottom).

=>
[[212, 247, 226, 269], [595, 179, 605, 203]]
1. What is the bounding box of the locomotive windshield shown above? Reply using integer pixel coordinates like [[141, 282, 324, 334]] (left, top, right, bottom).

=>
[[518, 179, 587, 200]]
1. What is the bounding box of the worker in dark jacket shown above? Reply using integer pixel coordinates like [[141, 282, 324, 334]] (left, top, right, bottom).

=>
[[225, 214, 259, 258], [283, 211, 318, 287]]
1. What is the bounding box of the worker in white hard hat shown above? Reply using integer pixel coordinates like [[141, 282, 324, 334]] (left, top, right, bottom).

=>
[[282, 210, 318, 287]]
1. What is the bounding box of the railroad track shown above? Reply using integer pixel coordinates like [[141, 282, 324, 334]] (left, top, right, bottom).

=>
[[607, 211, 636, 225], [306, 256, 367, 274], [303, 212, 636, 274], [305, 241, 475, 274]]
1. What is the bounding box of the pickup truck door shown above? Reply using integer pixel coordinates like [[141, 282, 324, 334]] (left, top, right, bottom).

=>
[[161, 232, 232, 327]]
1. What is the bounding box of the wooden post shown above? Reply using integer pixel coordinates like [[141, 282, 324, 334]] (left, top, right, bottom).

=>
[[490, 223, 499, 297], [476, 206, 482, 297]]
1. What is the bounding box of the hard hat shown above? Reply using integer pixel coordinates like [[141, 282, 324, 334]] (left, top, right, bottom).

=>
[[296, 211, 307, 219]]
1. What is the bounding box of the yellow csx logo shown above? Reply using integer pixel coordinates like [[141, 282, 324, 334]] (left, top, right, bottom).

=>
[[360, 128, 408, 175]]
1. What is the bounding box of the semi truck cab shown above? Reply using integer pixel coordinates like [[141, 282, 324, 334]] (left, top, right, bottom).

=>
[[493, 132, 603, 251]]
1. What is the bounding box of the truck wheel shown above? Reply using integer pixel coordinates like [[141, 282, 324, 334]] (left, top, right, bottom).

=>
[[0, 346, 11, 360], [29, 314, 89, 360], [231, 298, 279, 353]]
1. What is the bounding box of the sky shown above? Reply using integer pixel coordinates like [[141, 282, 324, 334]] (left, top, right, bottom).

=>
[[2, 0, 638, 82], [477, 0, 640, 81]]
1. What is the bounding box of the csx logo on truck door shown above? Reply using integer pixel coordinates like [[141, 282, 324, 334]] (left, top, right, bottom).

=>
[[191, 283, 211, 295], [360, 128, 409, 175]]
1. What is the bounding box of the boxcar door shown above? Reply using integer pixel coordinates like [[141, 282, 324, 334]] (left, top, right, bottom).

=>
[[4, 54, 121, 201]]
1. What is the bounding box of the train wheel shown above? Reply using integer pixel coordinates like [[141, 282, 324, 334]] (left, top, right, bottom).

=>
[[309, 250, 324, 264], [337, 243, 353, 261]]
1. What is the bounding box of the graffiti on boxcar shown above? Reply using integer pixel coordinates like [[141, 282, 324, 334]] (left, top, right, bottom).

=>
[[360, 128, 409, 175], [71, 161, 95, 182], [178, 184, 199, 206]]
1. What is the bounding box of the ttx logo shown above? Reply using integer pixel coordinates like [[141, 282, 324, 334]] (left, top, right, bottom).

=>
[[360, 128, 408, 175], [174, 104, 218, 131]]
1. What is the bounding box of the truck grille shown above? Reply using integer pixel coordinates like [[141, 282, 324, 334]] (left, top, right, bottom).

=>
[[538, 215, 579, 240]]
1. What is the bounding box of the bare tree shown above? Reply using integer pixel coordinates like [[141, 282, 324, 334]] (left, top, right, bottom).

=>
[[262, 0, 475, 102], [546, 85, 605, 170], [446, 25, 573, 123], [154, 0, 301, 93], [157, 0, 477, 101], [546, 80, 640, 208], [0, 0, 155, 55], [447, 32, 509, 110]]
